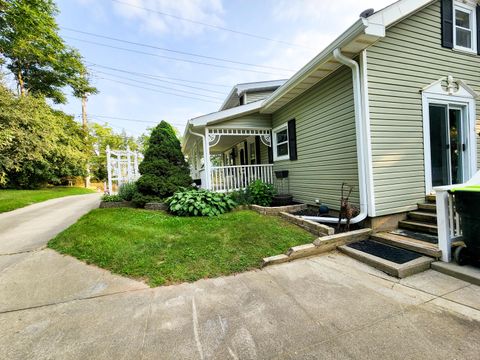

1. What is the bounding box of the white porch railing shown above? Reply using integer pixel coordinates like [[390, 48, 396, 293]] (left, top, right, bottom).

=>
[[435, 170, 480, 262], [209, 164, 274, 192]]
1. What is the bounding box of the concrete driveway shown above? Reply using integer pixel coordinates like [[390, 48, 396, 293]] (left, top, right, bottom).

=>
[[1, 195, 479, 359]]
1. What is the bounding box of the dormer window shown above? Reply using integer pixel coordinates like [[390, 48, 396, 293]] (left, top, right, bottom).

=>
[[453, 2, 477, 52]]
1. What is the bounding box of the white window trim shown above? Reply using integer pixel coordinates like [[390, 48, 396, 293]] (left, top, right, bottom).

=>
[[272, 124, 289, 161], [453, 1, 477, 54], [422, 80, 477, 195]]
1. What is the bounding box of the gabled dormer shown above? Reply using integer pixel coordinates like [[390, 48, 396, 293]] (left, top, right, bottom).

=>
[[219, 80, 287, 111]]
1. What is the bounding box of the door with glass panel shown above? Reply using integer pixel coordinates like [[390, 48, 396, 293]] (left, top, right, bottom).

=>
[[429, 104, 466, 188]]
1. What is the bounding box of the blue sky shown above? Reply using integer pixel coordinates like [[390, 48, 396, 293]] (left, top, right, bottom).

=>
[[54, 0, 395, 138]]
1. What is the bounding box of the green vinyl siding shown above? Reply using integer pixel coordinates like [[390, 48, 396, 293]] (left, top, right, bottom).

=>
[[246, 91, 274, 104], [213, 113, 271, 129], [259, 141, 270, 165], [367, 0, 480, 216], [271, 66, 358, 209]]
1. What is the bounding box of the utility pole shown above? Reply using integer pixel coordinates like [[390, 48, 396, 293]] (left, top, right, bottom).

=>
[[82, 95, 91, 188]]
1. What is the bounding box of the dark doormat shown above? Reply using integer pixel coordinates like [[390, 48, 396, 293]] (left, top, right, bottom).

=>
[[391, 229, 438, 244], [347, 239, 422, 264]]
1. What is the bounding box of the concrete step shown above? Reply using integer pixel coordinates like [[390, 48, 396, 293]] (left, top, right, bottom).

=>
[[426, 194, 436, 203], [398, 220, 438, 235], [431, 261, 480, 286], [371, 232, 442, 258], [408, 211, 437, 223], [338, 240, 434, 278], [418, 203, 436, 213]]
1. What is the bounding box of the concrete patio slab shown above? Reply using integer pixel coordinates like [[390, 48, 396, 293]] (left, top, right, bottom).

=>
[[1, 196, 480, 359], [399, 269, 471, 296], [432, 261, 480, 286], [288, 302, 480, 359], [1, 253, 480, 359], [0, 249, 147, 313], [443, 284, 480, 311], [0, 290, 152, 360]]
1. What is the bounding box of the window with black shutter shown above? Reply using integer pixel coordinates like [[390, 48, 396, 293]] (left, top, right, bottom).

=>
[[442, 0, 479, 53], [272, 119, 298, 161]]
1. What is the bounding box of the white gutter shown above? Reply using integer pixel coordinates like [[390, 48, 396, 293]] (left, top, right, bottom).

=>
[[302, 49, 368, 224]]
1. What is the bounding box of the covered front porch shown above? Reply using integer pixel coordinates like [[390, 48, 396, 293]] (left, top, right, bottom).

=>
[[183, 102, 274, 192]]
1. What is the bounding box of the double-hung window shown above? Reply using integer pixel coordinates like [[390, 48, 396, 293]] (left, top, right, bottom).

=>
[[273, 125, 289, 161], [453, 2, 477, 52]]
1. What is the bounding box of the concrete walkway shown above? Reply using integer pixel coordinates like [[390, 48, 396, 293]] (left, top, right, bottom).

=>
[[1, 196, 480, 359]]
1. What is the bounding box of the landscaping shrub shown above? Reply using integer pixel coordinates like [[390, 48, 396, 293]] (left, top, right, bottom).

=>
[[118, 182, 137, 201], [167, 188, 237, 216], [133, 121, 191, 207], [248, 180, 276, 207], [102, 194, 122, 202], [230, 188, 252, 205]]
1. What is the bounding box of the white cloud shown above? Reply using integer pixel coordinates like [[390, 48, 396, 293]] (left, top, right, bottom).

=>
[[112, 0, 225, 36]]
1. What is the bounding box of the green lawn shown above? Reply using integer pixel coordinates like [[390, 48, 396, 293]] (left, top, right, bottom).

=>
[[49, 209, 315, 287], [0, 187, 95, 213]]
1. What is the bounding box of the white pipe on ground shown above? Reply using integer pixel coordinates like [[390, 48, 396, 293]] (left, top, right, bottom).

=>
[[302, 48, 368, 225]]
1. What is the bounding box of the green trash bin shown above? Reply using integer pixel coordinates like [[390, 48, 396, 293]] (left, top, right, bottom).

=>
[[450, 185, 480, 264]]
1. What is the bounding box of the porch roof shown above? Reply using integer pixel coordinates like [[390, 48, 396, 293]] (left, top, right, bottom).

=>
[[183, 100, 269, 153]]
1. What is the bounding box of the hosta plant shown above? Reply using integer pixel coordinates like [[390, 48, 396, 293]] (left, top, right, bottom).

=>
[[167, 188, 237, 216]]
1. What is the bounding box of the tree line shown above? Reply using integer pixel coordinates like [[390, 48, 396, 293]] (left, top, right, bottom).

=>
[[0, 0, 145, 188]]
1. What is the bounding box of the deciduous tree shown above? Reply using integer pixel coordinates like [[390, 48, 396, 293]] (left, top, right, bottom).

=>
[[0, 0, 96, 103]]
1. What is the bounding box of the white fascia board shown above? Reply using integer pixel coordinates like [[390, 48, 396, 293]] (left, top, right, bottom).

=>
[[261, 19, 379, 113], [236, 80, 288, 94], [367, 0, 436, 28], [219, 86, 238, 111], [190, 100, 263, 128], [219, 80, 288, 111]]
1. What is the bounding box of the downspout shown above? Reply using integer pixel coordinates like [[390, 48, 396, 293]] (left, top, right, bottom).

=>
[[188, 127, 210, 189], [302, 48, 368, 224]]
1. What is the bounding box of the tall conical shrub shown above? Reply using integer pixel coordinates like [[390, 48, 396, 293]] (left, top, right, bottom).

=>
[[133, 121, 191, 206]]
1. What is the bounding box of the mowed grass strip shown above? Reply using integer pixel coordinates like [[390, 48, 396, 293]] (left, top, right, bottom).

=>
[[0, 187, 95, 213], [49, 209, 315, 287]]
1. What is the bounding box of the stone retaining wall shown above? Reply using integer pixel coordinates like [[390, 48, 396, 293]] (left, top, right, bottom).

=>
[[145, 202, 168, 211], [279, 212, 334, 237], [249, 203, 307, 215], [99, 201, 135, 209]]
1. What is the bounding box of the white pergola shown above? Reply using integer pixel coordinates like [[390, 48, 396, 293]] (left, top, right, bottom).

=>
[[106, 145, 143, 194]]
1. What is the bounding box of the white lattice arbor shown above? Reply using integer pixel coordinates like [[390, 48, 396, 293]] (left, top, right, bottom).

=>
[[106, 145, 143, 194]]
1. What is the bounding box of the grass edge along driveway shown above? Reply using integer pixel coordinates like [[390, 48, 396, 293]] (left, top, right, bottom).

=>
[[0, 187, 95, 213], [49, 208, 315, 287]]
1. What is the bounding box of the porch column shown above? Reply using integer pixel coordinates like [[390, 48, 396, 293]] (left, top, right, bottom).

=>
[[204, 128, 211, 190]]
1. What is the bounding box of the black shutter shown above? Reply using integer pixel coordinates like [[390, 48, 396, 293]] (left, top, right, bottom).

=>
[[255, 136, 261, 164], [287, 119, 298, 161], [477, 5, 480, 55], [243, 141, 248, 164], [441, 0, 454, 49]]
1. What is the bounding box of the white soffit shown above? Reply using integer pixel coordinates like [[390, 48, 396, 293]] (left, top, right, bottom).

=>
[[261, 0, 437, 114]]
